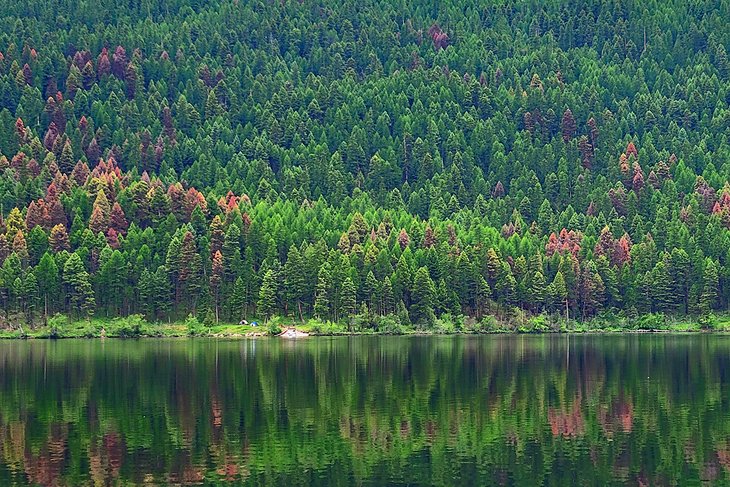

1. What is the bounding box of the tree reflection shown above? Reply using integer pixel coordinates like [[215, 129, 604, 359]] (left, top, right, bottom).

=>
[[0, 336, 728, 485]]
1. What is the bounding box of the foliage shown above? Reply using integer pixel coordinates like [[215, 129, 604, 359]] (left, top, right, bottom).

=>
[[266, 316, 283, 336], [0, 0, 725, 331], [636, 313, 668, 331], [185, 314, 206, 337]]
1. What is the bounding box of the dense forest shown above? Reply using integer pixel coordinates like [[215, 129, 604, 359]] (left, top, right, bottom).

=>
[[0, 0, 728, 331]]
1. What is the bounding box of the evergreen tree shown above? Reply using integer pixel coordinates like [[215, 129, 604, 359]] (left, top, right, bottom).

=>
[[314, 263, 332, 320], [284, 245, 307, 321], [410, 266, 435, 327], [210, 250, 223, 323], [35, 252, 60, 320], [530, 271, 547, 311], [700, 259, 719, 314], [257, 269, 277, 321], [340, 277, 357, 329], [63, 252, 95, 317], [548, 271, 568, 317]]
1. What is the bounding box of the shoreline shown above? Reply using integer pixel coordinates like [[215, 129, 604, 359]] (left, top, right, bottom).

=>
[[1, 327, 727, 340], [1, 314, 727, 340]]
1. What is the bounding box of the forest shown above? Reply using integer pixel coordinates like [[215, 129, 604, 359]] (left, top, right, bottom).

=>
[[0, 0, 728, 333]]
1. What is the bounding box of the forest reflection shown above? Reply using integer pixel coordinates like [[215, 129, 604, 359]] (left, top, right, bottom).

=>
[[0, 335, 728, 485]]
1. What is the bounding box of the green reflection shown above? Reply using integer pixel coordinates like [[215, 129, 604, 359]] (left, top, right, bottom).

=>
[[0, 336, 729, 485]]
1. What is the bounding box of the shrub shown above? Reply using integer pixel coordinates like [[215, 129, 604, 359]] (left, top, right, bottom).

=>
[[114, 314, 150, 338], [185, 314, 206, 336], [471, 315, 500, 333], [699, 313, 718, 331], [266, 316, 283, 336], [636, 313, 667, 331], [47, 314, 70, 339], [375, 315, 406, 335], [524, 314, 550, 333], [306, 318, 331, 335]]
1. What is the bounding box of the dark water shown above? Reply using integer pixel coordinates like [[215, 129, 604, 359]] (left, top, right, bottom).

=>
[[0, 336, 729, 486]]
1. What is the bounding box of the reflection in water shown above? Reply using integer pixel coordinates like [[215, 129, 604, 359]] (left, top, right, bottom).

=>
[[0, 335, 729, 485]]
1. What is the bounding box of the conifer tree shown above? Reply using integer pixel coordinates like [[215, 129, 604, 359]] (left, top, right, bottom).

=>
[[257, 269, 277, 322], [340, 277, 357, 329], [410, 266, 435, 327], [700, 259, 719, 314], [63, 252, 95, 317], [314, 263, 332, 320], [210, 250, 223, 323]]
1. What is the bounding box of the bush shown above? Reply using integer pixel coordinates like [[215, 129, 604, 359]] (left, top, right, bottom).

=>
[[306, 318, 329, 335], [47, 314, 70, 339], [636, 313, 667, 331], [185, 314, 207, 336], [521, 314, 550, 333], [266, 316, 283, 336], [433, 318, 455, 334], [113, 315, 150, 338], [471, 315, 501, 333], [80, 321, 99, 338], [586, 310, 623, 330], [375, 315, 406, 335], [699, 313, 718, 330], [434, 313, 465, 333]]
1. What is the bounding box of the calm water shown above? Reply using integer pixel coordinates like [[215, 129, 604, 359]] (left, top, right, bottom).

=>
[[0, 336, 729, 486]]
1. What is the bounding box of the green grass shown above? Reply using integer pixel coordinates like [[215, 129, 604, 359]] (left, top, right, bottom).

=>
[[1, 312, 730, 339]]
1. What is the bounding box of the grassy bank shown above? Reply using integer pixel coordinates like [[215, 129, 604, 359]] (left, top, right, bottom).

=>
[[1, 312, 730, 339]]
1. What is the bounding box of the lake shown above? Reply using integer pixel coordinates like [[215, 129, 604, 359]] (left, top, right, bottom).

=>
[[0, 335, 729, 485]]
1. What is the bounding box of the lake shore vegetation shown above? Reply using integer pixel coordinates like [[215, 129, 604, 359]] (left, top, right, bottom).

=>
[[2, 312, 729, 339]]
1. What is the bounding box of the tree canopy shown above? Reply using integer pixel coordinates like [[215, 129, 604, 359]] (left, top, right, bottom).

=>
[[0, 0, 727, 329]]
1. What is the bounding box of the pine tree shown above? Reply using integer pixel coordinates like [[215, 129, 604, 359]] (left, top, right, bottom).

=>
[[548, 271, 568, 316], [230, 276, 246, 322], [154, 266, 171, 320], [5, 208, 25, 241], [110, 203, 129, 234], [257, 269, 277, 321], [63, 252, 95, 317], [340, 277, 357, 329], [284, 245, 307, 321], [314, 263, 332, 319], [561, 108, 576, 142], [178, 231, 202, 313], [138, 268, 155, 319], [700, 259, 719, 314], [475, 276, 491, 318], [98, 249, 126, 315], [22, 272, 39, 321], [209, 215, 225, 256], [381, 276, 395, 315], [89, 206, 107, 235], [210, 250, 223, 323], [221, 222, 242, 282], [650, 260, 674, 312], [410, 266, 435, 327], [59, 139, 75, 174], [495, 262, 516, 307], [12, 231, 29, 265], [530, 271, 546, 311], [49, 224, 70, 252], [363, 270, 377, 308]]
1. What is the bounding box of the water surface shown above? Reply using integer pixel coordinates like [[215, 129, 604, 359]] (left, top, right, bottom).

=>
[[0, 335, 729, 485]]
